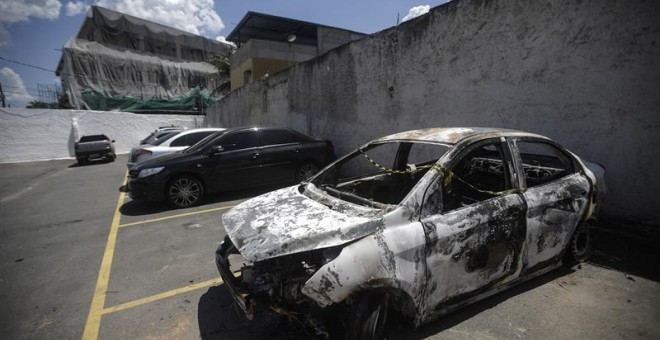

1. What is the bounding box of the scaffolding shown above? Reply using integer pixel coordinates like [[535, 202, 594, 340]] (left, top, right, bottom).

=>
[[37, 84, 62, 104]]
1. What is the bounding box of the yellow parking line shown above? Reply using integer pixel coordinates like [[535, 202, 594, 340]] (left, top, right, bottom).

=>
[[118, 205, 236, 228], [102, 278, 223, 315], [82, 173, 128, 340]]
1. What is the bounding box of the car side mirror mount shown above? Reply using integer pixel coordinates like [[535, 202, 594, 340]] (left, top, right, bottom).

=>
[[111, 140, 116, 143], [209, 145, 224, 155]]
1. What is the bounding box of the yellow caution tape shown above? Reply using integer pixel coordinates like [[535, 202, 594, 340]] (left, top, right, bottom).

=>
[[358, 148, 521, 197]]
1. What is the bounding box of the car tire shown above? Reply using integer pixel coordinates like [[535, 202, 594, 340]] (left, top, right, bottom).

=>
[[166, 175, 204, 208], [296, 161, 319, 182], [346, 292, 389, 340], [564, 222, 592, 266], [78, 158, 86, 165]]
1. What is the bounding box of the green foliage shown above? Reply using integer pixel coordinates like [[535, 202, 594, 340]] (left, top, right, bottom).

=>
[[26, 101, 58, 109]]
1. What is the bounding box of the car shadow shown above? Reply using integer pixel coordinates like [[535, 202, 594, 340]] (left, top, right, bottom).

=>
[[385, 267, 573, 339], [197, 269, 573, 340], [198, 284, 315, 340], [68, 159, 114, 168], [196, 223, 660, 339], [587, 223, 660, 283], [119, 185, 287, 217]]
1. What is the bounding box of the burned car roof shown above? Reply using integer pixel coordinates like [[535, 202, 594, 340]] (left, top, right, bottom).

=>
[[376, 127, 547, 144]]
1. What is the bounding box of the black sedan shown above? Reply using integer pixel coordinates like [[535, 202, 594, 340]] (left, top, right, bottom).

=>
[[128, 127, 336, 208]]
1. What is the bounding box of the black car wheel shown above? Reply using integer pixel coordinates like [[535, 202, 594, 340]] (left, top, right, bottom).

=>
[[167, 176, 204, 208], [564, 223, 592, 265], [296, 161, 319, 182], [346, 292, 389, 340]]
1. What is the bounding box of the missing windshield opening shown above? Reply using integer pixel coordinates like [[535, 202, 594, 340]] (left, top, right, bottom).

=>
[[311, 141, 450, 207]]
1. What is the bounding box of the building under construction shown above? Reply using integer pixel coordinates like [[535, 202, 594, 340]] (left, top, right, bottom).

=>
[[56, 6, 231, 113]]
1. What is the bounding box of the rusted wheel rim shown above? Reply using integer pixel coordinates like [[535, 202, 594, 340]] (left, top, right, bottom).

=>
[[571, 228, 591, 261]]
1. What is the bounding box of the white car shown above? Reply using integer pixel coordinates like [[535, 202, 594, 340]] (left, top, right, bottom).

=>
[[127, 128, 224, 168], [216, 127, 605, 339]]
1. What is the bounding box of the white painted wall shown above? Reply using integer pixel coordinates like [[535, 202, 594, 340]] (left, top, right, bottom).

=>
[[206, 0, 660, 223], [0, 108, 206, 163]]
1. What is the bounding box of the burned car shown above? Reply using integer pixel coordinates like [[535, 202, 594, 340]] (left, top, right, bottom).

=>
[[216, 128, 605, 339]]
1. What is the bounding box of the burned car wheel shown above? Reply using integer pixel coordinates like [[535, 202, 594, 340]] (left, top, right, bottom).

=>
[[167, 175, 204, 208], [296, 161, 319, 182], [565, 223, 592, 265], [347, 293, 389, 340]]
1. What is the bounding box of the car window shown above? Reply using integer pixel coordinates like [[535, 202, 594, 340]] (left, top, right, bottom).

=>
[[170, 131, 211, 147], [151, 132, 178, 146], [219, 130, 259, 151], [442, 142, 511, 212], [261, 129, 294, 146], [515, 140, 574, 188], [80, 135, 107, 142], [187, 131, 215, 145]]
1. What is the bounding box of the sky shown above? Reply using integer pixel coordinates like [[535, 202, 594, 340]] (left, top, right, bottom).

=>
[[0, 0, 448, 108]]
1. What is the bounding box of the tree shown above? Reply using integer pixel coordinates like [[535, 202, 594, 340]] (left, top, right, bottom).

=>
[[209, 45, 236, 95], [26, 101, 58, 109]]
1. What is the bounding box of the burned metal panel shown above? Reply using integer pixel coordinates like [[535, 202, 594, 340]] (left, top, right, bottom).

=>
[[376, 127, 548, 145], [301, 210, 428, 315], [419, 193, 526, 324], [221, 184, 385, 262], [522, 174, 590, 270]]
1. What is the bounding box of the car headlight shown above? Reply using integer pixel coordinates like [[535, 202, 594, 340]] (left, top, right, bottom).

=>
[[138, 167, 164, 178]]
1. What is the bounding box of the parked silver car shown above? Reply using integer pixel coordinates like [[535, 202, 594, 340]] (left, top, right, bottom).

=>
[[127, 128, 224, 168], [216, 127, 605, 339]]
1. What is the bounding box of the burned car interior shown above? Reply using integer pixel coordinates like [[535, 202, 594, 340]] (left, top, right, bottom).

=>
[[311, 141, 450, 207]]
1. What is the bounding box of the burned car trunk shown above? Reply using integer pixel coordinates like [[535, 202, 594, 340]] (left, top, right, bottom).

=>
[[215, 128, 604, 339]]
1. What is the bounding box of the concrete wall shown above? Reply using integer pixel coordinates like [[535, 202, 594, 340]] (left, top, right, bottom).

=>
[[0, 108, 206, 163], [207, 0, 660, 223]]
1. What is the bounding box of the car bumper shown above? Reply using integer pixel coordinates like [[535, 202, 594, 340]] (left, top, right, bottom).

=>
[[215, 239, 255, 319], [128, 176, 166, 202], [76, 149, 114, 159]]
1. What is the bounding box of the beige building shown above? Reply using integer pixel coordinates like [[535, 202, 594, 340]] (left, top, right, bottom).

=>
[[227, 12, 366, 90]]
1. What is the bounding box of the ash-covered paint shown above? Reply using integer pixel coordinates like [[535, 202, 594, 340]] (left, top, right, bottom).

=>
[[216, 127, 603, 329], [222, 184, 385, 262]]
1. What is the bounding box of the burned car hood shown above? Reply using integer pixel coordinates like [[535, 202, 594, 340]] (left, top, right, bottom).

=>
[[222, 185, 384, 262]]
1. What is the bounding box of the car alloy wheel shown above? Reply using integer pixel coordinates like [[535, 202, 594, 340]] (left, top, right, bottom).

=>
[[297, 161, 319, 182], [167, 176, 204, 208], [347, 292, 389, 340]]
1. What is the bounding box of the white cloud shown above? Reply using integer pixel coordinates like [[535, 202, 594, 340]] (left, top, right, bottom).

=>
[[0, 67, 35, 108], [96, 0, 225, 36], [402, 5, 430, 22], [65, 1, 88, 16], [215, 35, 235, 47], [0, 0, 62, 24]]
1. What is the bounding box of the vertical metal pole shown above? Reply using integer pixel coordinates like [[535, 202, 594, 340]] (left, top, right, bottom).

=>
[[0, 82, 6, 108]]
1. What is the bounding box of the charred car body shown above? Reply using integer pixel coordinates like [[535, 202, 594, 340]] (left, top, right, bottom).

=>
[[216, 128, 605, 338]]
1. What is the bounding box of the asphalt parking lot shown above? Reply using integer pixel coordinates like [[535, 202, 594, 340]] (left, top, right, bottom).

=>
[[1, 156, 659, 339]]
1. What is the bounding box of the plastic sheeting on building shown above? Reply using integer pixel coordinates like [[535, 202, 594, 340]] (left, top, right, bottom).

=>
[[56, 6, 230, 112]]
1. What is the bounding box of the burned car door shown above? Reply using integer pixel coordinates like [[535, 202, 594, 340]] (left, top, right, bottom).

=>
[[419, 139, 525, 320], [510, 138, 591, 272]]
